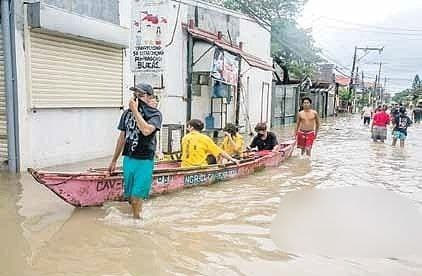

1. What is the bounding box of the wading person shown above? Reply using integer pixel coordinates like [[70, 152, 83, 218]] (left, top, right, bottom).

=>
[[295, 97, 320, 157], [392, 107, 413, 148], [248, 122, 280, 153], [371, 106, 390, 143], [181, 119, 240, 168], [220, 123, 244, 158], [391, 103, 400, 122], [413, 102, 422, 124], [361, 104, 373, 126], [108, 83, 162, 219]]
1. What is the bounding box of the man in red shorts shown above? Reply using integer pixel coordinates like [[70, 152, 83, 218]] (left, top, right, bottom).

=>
[[295, 97, 320, 157]]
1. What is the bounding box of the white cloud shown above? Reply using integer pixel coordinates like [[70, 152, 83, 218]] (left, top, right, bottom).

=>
[[299, 0, 422, 92]]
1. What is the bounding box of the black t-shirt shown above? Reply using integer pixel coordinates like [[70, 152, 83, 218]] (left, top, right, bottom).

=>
[[118, 101, 162, 160], [393, 114, 412, 135], [391, 108, 400, 117], [249, 131, 278, 151]]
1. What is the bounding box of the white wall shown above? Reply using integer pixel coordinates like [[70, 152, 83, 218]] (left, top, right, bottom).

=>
[[15, 1, 129, 170], [238, 18, 273, 130], [14, 0, 273, 169], [238, 20, 272, 63], [158, 1, 189, 125]]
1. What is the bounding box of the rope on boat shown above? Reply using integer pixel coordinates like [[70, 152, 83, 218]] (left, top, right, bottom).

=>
[[43, 174, 85, 186]]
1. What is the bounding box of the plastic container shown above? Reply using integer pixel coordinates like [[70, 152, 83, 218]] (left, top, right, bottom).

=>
[[205, 114, 215, 129]]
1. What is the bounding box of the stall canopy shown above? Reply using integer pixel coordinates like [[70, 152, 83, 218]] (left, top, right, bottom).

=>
[[185, 24, 274, 72]]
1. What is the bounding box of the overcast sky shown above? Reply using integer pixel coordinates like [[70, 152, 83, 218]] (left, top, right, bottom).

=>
[[299, 0, 422, 93]]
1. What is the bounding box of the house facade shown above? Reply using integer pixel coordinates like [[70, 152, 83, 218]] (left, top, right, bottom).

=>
[[0, 0, 273, 172]]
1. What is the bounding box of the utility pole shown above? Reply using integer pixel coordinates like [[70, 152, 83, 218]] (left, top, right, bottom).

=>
[[374, 75, 378, 106], [377, 62, 383, 103], [355, 67, 359, 85], [382, 77, 387, 104], [362, 71, 366, 104], [349, 46, 383, 112], [349, 46, 358, 113]]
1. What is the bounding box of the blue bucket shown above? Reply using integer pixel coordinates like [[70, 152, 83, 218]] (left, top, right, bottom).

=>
[[205, 114, 215, 129]]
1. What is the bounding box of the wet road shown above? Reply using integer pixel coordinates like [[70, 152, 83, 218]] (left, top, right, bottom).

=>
[[1, 115, 422, 276]]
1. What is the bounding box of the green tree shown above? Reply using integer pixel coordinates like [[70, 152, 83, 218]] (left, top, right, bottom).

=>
[[412, 74, 421, 90], [209, 0, 320, 79], [339, 87, 352, 102], [392, 88, 412, 104]]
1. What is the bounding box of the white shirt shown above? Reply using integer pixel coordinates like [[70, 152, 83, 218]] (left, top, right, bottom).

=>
[[362, 107, 373, 117]]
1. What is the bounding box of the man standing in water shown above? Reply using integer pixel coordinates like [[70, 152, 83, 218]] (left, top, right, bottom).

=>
[[413, 101, 422, 124], [371, 106, 390, 143], [392, 107, 412, 148], [109, 83, 162, 219], [361, 104, 373, 126], [295, 97, 320, 157]]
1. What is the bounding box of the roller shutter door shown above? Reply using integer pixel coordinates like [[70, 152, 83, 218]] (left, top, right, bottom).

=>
[[0, 24, 8, 163], [30, 31, 123, 108]]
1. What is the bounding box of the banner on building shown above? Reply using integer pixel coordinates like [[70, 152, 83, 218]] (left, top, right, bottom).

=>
[[130, 0, 169, 73], [211, 48, 239, 86]]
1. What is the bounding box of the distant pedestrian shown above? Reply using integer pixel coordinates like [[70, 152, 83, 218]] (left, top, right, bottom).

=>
[[412, 103, 422, 124], [361, 104, 373, 126], [371, 106, 390, 143], [392, 107, 413, 148], [391, 103, 400, 121], [295, 97, 320, 157]]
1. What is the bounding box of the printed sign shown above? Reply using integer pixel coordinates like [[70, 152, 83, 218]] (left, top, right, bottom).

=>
[[130, 0, 169, 72], [211, 48, 239, 86]]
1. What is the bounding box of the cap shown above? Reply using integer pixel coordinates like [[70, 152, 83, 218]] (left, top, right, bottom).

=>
[[223, 123, 237, 133], [130, 83, 154, 96]]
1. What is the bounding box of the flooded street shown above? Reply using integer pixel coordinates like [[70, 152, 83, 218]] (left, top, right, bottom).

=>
[[1, 115, 422, 276]]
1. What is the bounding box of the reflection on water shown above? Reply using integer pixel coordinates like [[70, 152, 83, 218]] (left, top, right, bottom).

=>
[[0, 115, 422, 275]]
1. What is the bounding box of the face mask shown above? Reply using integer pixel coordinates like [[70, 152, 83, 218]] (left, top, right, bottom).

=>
[[257, 133, 265, 138]]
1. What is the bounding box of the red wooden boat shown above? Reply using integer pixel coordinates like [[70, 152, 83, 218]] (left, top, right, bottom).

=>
[[28, 140, 295, 207]]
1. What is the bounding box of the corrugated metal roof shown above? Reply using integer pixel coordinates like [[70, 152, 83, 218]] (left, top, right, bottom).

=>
[[184, 24, 274, 72], [335, 75, 350, 86]]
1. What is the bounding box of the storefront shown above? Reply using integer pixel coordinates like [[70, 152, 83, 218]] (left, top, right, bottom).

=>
[[185, 24, 274, 133], [271, 84, 300, 126]]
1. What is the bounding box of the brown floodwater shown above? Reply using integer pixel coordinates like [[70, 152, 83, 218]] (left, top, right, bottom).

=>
[[1, 115, 422, 276]]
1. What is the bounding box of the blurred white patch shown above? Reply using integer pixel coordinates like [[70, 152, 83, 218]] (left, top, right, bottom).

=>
[[271, 187, 422, 258], [99, 206, 153, 228]]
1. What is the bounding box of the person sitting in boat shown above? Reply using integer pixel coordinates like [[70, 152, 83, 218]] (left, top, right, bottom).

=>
[[247, 122, 280, 153], [181, 119, 240, 168], [220, 123, 244, 159]]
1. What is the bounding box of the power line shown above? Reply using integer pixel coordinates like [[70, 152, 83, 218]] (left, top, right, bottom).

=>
[[313, 24, 422, 37], [318, 51, 350, 71], [316, 16, 422, 33]]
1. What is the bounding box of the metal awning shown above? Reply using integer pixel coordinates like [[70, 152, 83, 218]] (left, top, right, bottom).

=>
[[184, 25, 274, 72]]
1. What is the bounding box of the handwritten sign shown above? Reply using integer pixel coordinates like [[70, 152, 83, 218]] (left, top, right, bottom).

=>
[[130, 0, 169, 72]]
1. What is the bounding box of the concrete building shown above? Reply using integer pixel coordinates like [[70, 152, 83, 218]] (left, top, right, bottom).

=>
[[0, 0, 273, 172]]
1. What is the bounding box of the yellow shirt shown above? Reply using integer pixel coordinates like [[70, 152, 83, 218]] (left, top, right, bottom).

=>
[[181, 132, 224, 168], [220, 134, 244, 156]]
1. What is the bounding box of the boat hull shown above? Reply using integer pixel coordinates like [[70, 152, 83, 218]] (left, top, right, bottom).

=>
[[28, 141, 295, 207]]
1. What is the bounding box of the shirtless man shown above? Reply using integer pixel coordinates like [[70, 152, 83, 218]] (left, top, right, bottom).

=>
[[295, 97, 320, 156]]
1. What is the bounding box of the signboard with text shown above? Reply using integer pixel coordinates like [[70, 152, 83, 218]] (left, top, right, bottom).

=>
[[130, 0, 169, 73]]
